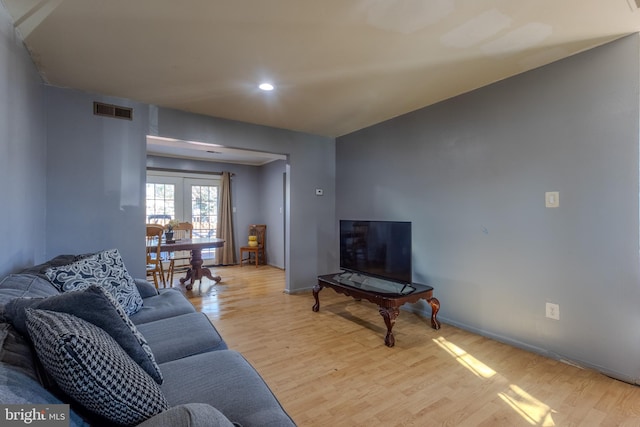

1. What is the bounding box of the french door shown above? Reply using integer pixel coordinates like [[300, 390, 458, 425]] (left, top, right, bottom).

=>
[[146, 171, 220, 258]]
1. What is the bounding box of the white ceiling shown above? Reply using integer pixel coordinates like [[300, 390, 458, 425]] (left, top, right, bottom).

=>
[[146, 135, 286, 166], [4, 0, 640, 143]]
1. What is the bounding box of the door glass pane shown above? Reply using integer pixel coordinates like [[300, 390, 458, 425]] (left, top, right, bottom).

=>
[[146, 183, 175, 225], [191, 184, 218, 260], [191, 184, 218, 238]]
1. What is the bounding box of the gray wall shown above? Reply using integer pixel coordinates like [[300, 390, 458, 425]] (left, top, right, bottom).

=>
[[258, 159, 287, 269], [0, 7, 47, 277], [44, 87, 149, 275], [336, 35, 640, 382]]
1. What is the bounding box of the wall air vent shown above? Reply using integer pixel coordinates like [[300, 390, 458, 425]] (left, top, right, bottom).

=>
[[93, 102, 133, 120]]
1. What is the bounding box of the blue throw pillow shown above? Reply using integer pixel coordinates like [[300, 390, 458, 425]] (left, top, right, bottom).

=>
[[5, 286, 163, 384], [44, 248, 143, 316]]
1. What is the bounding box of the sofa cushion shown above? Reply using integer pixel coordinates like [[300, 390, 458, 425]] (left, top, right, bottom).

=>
[[134, 278, 160, 298], [136, 403, 235, 427], [0, 274, 60, 309], [137, 312, 227, 364], [0, 365, 89, 426], [20, 254, 94, 277], [130, 288, 196, 325], [159, 350, 296, 427], [5, 286, 163, 384], [25, 309, 168, 426], [0, 323, 37, 381], [44, 248, 143, 316]]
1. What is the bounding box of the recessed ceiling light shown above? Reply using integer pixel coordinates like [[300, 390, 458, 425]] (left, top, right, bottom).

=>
[[259, 83, 274, 91]]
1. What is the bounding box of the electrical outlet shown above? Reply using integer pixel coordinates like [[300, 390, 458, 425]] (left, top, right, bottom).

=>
[[545, 191, 559, 208], [545, 302, 560, 320]]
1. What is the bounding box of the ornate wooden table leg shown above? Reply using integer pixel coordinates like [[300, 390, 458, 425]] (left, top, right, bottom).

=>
[[427, 297, 441, 330], [181, 249, 221, 291], [379, 306, 400, 347], [199, 267, 222, 283], [179, 267, 196, 290], [312, 284, 323, 312]]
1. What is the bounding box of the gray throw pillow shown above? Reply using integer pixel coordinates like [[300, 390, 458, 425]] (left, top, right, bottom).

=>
[[25, 309, 169, 427], [44, 248, 143, 316], [5, 285, 163, 384]]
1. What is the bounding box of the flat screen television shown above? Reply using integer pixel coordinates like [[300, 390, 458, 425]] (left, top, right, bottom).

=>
[[339, 220, 412, 285]]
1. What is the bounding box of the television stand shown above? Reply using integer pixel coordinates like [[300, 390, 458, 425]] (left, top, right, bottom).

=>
[[313, 274, 441, 347]]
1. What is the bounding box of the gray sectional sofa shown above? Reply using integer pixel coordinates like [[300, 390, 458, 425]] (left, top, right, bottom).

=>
[[0, 252, 296, 426]]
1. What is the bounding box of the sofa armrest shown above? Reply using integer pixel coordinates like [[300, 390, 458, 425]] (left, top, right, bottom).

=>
[[136, 403, 235, 427], [134, 278, 159, 298]]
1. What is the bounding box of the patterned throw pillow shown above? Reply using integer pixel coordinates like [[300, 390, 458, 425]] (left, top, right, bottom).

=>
[[25, 309, 169, 426], [44, 248, 143, 316], [5, 285, 163, 384]]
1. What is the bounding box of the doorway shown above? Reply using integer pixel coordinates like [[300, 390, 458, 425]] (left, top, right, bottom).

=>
[[146, 135, 289, 272]]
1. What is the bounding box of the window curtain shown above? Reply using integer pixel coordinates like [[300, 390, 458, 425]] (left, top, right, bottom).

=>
[[215, 172, 235, 265]]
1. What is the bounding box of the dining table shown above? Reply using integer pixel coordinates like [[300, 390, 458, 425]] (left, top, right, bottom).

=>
[[155, 237, 225, 291]]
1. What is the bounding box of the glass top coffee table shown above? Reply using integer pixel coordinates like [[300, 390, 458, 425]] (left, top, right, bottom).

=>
[[313, 273, 441, 347]]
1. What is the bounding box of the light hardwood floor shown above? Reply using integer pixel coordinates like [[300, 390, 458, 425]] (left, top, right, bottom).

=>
[[171, 265, 640, 426]]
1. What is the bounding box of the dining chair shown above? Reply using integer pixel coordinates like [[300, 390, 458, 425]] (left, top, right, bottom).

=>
[[240, 224, 266, 267], [166, 222, 193, 286], [146, 223, 165, 288]]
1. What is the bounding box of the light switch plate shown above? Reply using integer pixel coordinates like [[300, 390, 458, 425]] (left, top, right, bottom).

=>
[[545, 191, 559, 208]]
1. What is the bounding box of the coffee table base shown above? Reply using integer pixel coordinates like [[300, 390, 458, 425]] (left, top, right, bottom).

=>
[[313, 275, 441, 347]]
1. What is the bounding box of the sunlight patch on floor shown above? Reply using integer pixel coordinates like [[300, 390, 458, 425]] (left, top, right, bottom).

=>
[[498, 384, 556, 426], [434, 337, 556, 426], [433, 337, 496, 378]]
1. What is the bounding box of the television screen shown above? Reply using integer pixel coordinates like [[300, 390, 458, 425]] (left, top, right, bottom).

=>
[[339, 220, 412, 285]]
